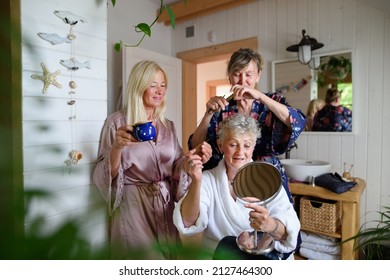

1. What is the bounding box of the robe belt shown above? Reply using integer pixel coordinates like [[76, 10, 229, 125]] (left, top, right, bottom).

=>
[[151, 180, 174, 258], [151, 180, 170, 205]]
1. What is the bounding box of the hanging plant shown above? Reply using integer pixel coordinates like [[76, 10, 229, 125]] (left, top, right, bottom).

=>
[[317, 56, 352, 87], [111, 0, 187, 51]]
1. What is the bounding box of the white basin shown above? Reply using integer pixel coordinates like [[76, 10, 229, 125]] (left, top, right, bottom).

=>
[[280, 159, 331, 182]]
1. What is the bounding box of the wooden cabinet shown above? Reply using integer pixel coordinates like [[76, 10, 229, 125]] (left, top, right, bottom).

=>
[[290, 178, 366, 260]]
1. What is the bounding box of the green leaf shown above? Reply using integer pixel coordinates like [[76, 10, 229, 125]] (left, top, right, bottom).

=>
[[135, 23, 151, 37], [114, 41, 122, 52], [111, 0, 116, 7], [165, 6, 176, 29]]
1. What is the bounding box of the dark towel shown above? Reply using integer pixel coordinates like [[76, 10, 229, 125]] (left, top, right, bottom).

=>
[[213, 236, 292, 260], [315, 172, 356, 194]]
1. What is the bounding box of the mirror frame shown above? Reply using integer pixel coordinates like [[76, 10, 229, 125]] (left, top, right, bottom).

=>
[[271, 49, 354, 135]]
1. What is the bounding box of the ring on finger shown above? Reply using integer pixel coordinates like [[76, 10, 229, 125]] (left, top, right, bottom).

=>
[[189, 161, 193, 168]]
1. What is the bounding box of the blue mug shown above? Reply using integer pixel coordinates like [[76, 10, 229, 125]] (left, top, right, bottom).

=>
[[131, 121, 156, 142]]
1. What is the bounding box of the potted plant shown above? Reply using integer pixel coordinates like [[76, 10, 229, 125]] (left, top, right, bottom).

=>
[[317, 56, 352, 87], [344, 205, 390, 259]]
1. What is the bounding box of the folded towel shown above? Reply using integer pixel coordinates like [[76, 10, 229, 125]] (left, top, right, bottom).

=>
[[299, 247, 340, 260], [300, 241, 341, 254], [300, 231, 339, 246], [315, 172, 356, 194]]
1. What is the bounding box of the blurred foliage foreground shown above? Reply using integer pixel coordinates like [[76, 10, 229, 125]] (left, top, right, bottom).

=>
[[2, 189, 224, 260]]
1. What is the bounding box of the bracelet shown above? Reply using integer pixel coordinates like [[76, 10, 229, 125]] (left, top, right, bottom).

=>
[[269, 219, 279, 236]]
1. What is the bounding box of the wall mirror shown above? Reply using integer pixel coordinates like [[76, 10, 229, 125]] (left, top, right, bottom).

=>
[[272, 50, 352, 133]]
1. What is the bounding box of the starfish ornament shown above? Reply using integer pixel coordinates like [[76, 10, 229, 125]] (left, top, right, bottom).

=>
[[31, 62, 62, 94]]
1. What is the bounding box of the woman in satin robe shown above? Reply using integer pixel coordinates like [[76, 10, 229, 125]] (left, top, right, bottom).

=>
[[93, 60, 211, 259]]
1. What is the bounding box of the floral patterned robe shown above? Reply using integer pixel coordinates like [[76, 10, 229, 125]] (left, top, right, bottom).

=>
[[188, 92, 306, 204]]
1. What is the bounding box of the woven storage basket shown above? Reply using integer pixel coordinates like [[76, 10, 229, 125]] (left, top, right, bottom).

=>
[[299, 196, 341, 234]]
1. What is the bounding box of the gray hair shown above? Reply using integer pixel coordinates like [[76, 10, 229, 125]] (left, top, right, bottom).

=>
[[217, 113, 261, 144]]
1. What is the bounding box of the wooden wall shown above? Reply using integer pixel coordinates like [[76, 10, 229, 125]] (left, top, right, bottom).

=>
[[171, 0, 390, 225], [21, 0, 108, 249]]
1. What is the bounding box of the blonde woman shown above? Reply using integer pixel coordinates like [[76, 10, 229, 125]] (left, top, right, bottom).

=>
[[305, 98, 325, 131], [93, 60, 211, 259]]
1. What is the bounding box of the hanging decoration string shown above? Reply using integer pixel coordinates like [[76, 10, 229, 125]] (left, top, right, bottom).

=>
[[66, 23, 82, 165]]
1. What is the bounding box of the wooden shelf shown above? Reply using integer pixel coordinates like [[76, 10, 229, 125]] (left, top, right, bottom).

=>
[[290, 178, 366, 260]]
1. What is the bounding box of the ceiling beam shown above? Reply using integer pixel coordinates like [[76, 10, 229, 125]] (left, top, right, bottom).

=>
[[157, 0, 256, 26]]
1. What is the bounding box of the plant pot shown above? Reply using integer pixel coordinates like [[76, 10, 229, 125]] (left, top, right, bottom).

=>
[[326, 67, 348, 80]]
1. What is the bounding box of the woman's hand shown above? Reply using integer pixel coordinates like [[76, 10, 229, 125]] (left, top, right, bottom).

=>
[[112, 125, 138, 150], [185, 149, 203, 181], [109, 125, 139, 179], [206, 96, 229, 115], [230, 84, 261, 100], [245, 203, 277, 233], [231, 84, 291, 128], [194, 141, 212, 164]]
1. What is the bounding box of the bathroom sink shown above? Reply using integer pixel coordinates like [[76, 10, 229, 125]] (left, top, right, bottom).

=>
[[280, 159, 331, 182]]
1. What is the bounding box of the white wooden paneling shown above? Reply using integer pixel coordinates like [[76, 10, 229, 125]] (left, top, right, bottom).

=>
[[75, 121, 106, 142], [23, 142, 99, 172], [23, 71, 107, 100], [23, 98, 106, 121], [307, 0, 320, 42], [21, 19, 106, 59], [22, 45, 107, 80], [329, 135, 342, 172], [24, 200, 107, 241], [25, 185, 101, 223], [21, 0, 107, 39], [23, 121, 71, 146], [342, 0, 356, 49], [340, 134, 355, 172], [365, 7, 385, 218], [21, 0, 107, 251], [381, 11, 390, 201], [329, 0, 343, 50], [24, 164, 95, 192], [23, 120, 104, 147]]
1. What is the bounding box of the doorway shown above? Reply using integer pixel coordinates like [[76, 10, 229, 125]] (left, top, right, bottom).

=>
[[176, 37, 258, 151]]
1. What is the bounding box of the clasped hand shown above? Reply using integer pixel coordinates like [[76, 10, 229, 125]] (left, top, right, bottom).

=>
[[206, 85, 262, 114], [245, 202, 276, 233], [185, 141, 212, 177], [112, 125, 139, 149]]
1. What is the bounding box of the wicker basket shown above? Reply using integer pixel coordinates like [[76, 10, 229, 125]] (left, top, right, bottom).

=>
[[299, 196, 341, 234]]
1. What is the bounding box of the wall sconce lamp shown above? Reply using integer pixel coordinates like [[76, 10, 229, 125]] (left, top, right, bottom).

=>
[[286, 29, 324, 69]]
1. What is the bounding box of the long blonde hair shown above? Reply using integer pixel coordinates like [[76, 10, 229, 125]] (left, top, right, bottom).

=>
[[122, 60, 168, 126], [306, 98, 325, 118]]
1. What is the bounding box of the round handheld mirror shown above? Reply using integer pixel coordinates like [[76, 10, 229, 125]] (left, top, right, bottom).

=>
[[232, 161, 282, 255]]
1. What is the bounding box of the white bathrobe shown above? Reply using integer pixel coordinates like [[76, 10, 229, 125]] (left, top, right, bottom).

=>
[[173, 160, 301, 258]]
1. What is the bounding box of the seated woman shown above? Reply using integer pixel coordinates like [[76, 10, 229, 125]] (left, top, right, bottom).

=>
[[173, 113, 300, 260], [312, 88, 352, 132]]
